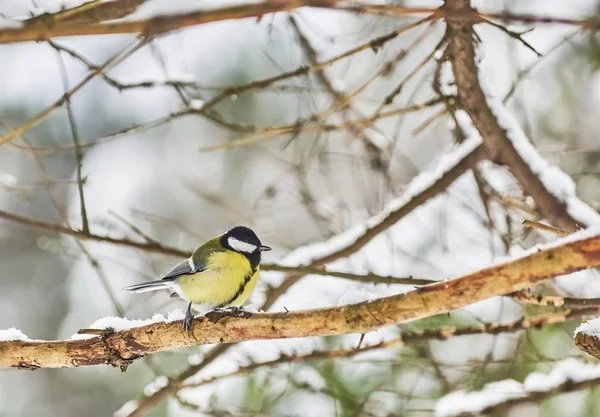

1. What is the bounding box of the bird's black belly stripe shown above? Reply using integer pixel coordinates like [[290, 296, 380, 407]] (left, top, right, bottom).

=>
[[218, 266, 256, 308]]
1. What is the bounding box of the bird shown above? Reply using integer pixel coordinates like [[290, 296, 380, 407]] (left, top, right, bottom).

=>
[[123, 225, 271, 331]]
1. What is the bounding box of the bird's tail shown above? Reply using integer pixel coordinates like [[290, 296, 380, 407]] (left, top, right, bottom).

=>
[[123, 279, 174, 294]]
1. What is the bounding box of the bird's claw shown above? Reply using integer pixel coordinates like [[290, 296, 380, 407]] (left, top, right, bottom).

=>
[[205, 306, 252, 323], [183, 305, 194, 332]]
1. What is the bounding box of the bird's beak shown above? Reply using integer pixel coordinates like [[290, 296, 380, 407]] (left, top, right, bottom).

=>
[[259, 245, 272, 252]]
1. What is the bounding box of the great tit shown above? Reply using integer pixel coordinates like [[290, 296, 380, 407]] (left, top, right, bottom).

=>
[[123, 225, 271, 331]]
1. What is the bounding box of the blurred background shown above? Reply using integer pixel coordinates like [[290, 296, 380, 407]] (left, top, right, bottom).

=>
[[1, 0, 600, 416]]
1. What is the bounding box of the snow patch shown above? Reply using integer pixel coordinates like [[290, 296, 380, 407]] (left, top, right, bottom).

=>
[[471, 46, 600, 227], [114, 400, 139, 417], [575, 317, 600, 339], [435, 379, 525, 417], [435, 358, 600, 416], [143, 375, 169, 396], [0, 328, 32, 342], [70, 309, 185, 339]]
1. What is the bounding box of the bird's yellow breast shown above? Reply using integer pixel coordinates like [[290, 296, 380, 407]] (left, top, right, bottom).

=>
[[177, 250, 259, 307]]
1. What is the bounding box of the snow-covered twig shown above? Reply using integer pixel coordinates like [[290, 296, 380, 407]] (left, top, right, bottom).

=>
[[575, 318, 600, 360], [435, 358, 600, 417], [2, 228, 600, 370]]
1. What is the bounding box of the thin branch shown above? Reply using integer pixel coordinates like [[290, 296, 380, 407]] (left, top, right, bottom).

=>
[[179, 307, 600, 390], [25, 0, 146, 26], [0, 38, 147, 147], [53, 44, 90, 233], [265, 264, 435, 286], [108, 211, 161, 245], [48, 40, 197, 91], [513, 291, 600, 308], [0, 208, 190, 258], [522, 220, 571, 237], [443, 376, 600, 416], [198, 98, 444, 152], [3, 230, 600, 369], [0, 1, 344, 44]]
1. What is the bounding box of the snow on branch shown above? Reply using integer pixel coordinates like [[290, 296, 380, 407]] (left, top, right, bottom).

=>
[[445, 0, 600, 232], [574, 318, 600, 360], [435, 358, 600, 417], [2, 228, 600, 370]]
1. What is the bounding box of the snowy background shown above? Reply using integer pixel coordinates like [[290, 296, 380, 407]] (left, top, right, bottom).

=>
[[2, 0, 600, 416]]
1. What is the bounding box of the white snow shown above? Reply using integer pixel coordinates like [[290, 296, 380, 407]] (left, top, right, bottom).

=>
[[143, 375, 169, 396], [190, 99, 205, 110], [435, 358, 600, 416], [0, 328, 31, 342], [337, 285, 388, 306], [435, 379, 525, 417], [575, 317, 600, 339], [70, 309, 185, 339], [363, 128, 392, 150], [472, 47, 600, 227], [114, 400, 139, 417], [188, 353, 204, 366], [331, 78, 346, 93]]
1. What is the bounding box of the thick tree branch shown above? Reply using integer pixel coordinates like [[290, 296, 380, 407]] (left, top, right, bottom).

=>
[[3, 230, 600, 369], [444, 0, 582, 233], [5, 4, 600, 45], [0, 0, 341, 44]]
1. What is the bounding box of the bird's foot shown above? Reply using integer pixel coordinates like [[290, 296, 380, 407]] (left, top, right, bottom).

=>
[[183, 304, 194, 332], [205, 306, 252, 324]]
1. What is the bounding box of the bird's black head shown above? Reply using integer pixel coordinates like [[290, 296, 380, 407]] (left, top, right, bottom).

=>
[[221, 226, 271, 269]]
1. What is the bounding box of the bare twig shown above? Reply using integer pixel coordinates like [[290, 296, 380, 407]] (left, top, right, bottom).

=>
[[53, 44, 90, 233], [0, 38, 148, 146], [522, 220, 572, 237]]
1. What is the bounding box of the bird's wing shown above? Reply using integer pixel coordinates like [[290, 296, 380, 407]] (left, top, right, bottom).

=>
[[161, 258, 205, 281], [161, 237, 225, 281]]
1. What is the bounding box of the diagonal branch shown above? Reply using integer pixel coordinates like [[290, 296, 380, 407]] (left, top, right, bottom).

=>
[[444, 0, 590, 233], [2, 228, 600, 369]]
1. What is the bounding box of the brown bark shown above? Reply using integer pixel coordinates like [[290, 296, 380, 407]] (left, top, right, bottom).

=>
[[575, 330, 600, 360], [444, 0, 581, 232], [0, 0, 339, 44], [2, 231, 600, 370]]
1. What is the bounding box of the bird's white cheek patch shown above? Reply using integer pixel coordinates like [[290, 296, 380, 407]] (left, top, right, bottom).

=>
[[228, 237, 257, 254]]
